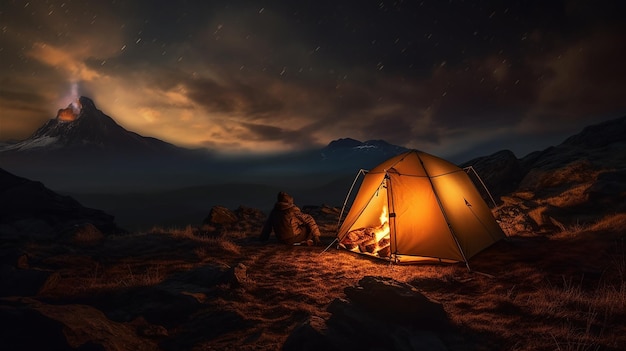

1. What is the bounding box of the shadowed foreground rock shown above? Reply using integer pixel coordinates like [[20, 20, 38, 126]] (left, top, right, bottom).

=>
[[283, 276, 468, 351], [0, 297, 157, 351]]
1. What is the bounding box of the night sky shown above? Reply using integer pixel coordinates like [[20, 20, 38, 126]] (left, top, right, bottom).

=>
[[1, 0, 625, 160]]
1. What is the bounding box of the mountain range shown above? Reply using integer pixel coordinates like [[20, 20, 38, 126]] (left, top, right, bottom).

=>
[[1, 96, 624, 230], [0, 96, 408, 193]]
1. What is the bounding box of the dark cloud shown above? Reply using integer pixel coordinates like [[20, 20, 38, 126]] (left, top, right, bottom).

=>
[[185, 76, 285, 118], [428, 58, 536, 128], [1, 0, 625, 157], [0, 89, 49, 110], [241, 122, 318, 147]]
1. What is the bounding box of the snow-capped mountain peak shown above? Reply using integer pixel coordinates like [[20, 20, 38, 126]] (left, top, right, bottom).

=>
[[319, 138, 408, 170], [0, 96, 180, 155]]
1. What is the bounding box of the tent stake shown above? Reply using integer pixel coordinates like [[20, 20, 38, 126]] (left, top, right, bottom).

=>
[[320, 238, 338, 255], [473, 271, 496, 279]]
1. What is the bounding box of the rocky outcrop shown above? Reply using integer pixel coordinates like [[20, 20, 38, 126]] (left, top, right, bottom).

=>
[[461, 149, 524, 201], [283, 276, 466, 351], [202, 205, 266, 236], [560, 116, 626, 149], [520, 116, 625, 177], [462, 116, 626, 230], [0, 297, 158, 350]]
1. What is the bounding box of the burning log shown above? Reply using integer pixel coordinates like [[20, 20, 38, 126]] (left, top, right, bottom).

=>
[[340, 205, 391, 258], [340, 225, 390, 258]]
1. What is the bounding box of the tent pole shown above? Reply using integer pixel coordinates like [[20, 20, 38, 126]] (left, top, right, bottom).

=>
[[385, 173, 398, 260], [464, 166, 497, 208], [336, 169, 367, 230], [465, 198, 508, 239]]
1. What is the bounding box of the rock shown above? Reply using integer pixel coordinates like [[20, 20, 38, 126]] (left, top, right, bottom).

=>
[[282, 316, 336, 351], [585, 170, 626, 211], [0, 297, 157, 350], [203, 206, 238, 225], [93, 264, 234, 328], [0, 298, 72, 350], [201, 206, 241, 236], [561, 115, 626, 149], [284, 276, 465, 351], [234, 206, 265, 222], [344, 276, 448, 326], [202, 205, 268, 237], [96, 285, 203, 328], [222, 263, 249, 288], [476, 116, 626, 232], [461, 149, 524, 202]]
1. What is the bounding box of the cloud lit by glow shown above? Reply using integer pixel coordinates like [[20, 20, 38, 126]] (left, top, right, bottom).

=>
[[1, 1, 625, 159]]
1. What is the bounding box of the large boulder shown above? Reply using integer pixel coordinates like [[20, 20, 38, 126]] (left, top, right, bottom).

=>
[[489, 116, 626, 231], [203, 206, 238, 225], [283, 276, 466, 351], [0, 297, 157, 350]]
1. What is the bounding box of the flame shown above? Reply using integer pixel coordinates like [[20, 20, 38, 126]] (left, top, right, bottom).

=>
[[340, 204, 391, 258], [374, 205, 390, 242]]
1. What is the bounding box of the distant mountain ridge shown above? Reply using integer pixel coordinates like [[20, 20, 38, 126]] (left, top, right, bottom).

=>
[[1, 93, 624, 230], [322, 138, 408, 158], [0, 96, 411, 192], [0, 167, 121, 238]]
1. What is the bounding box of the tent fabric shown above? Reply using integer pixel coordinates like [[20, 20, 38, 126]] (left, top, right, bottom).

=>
[[337, 150, 505, 264]]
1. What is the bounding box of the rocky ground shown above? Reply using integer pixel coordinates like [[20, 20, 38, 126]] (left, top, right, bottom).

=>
[[1, 199, 625, 350], [2, 116, 625, 350]]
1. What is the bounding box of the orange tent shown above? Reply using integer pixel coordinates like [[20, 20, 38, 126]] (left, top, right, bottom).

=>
[[337, 150, 504, 268]]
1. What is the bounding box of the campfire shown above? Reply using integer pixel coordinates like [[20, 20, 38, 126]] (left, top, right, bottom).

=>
[[340, 205, 391, 258]]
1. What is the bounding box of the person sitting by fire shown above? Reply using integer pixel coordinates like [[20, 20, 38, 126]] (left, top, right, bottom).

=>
[[259, 191, 322, 246]]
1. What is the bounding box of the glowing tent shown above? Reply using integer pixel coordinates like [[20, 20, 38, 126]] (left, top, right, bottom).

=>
[[336, 150, 505, 268]]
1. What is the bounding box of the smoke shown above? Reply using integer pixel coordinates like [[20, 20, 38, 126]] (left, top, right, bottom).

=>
[[55, 82, 82, 121], [69, 82, 81, 114]]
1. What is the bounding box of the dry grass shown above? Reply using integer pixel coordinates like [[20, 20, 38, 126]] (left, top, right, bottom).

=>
[[532, 160, 600, 189], [35, 226, 247, 296], [545, 183, 591, 208], [18, 211, 626, 350], [528, 206, 549, 227]]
